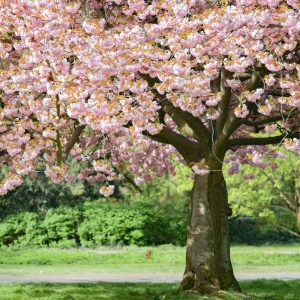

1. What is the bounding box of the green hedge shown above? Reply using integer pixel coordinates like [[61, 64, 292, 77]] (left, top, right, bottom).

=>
[[0, 201, 187, 248], [0, 201, 298, 248]]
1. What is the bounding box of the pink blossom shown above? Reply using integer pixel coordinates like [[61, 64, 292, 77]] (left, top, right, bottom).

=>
[[284, 139, 300, 153], [99, 185, 115, 197], [264, 75, 276, 87], [234, 104, 249, 118], [192, 162, 209, 176], [0, 0, 298, 197]]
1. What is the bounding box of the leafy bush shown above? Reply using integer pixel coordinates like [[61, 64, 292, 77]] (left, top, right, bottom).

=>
[[0, 212, 41, 247], [1, 199, 298, 249], [78, 203, 150, 246], [0, 201, 188, 248], [41, 207, 82, 247], [0, 163, 191, 248], [0, 202, 298, 248], [229, 217, 299, 245], [78, 201, 187, 246]]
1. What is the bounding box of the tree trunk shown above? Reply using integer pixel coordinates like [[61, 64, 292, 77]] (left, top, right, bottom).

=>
[[180, 172, 240, 294]]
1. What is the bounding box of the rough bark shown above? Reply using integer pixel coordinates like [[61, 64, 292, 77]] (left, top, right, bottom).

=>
[[180, 172, 240, 294]]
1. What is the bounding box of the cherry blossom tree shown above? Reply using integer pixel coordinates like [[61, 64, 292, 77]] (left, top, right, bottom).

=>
[[0, 0, 300, 294]]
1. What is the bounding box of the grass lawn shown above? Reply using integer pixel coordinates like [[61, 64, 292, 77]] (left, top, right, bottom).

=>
[[0, 244, 299, 275], [0, 280, 299, 300], [0, 245, 299, 299]]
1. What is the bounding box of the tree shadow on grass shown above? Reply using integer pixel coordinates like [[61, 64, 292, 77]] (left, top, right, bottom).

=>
[[240, 280, 300, 300], [0, 280, 300, 300]]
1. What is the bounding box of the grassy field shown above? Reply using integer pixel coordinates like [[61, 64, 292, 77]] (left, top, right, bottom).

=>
[[0, 245, 299, 299], [0, 280, 300, 300], [0, 244, 299, 275]]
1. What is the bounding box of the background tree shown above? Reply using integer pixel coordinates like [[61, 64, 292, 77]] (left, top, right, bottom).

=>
[[0, 164, 102, 221], [0, 0, 300, 295], [227, 151, 300, 238]]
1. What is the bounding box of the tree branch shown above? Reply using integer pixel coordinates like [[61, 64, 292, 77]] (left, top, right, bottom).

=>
[[139, 73, 210, 146], [238, 115, 286, 127], [212, 113, 239, 161], [160, 100, 210, 146], [261, 169, 297, 213], [270, 223, 300, 239], [63, 124, 86, 161], [270, 204, 295, 214], [147, 127, 203, 163], [227, 132, 300, 148], [243, 68, 267, 116], [56, 129, 63, 166], [216, 68, 232, 137], [123, 173, 142, 193]]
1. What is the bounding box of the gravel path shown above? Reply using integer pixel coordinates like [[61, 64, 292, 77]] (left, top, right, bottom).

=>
[[0, 272, 300, 284]]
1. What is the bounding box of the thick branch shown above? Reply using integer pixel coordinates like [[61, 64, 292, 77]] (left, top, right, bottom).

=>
[[239, 115, 286, 127], [212, 113, 238, 161], [212, 67, 268, 157], [209, 67, 266, 160], [216, 68, 232, 136], [63, 125, 86, 161], [148, 127, 203, 163], [139, 73, 210, 145], [160, 100, 210, 146], [56, 129, 63, 166], [227, 132, 300, 148]]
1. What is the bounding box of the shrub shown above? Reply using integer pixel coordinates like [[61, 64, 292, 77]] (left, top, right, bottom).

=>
[[41, 207, 82, 247], [0, 201, 298, 248], [0, 201, 188, 248], [78, 202, 185, 246], [0, 212, 41, 247], [79, 203, 145, 246]]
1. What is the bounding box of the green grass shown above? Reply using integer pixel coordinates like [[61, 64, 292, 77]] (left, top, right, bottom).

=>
[[0, 245, 299, 299], [0, 245, 299, 275], [0, 280, 299, 300]]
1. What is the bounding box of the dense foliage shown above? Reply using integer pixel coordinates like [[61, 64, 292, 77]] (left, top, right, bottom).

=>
[[0, 164, 190, 248], [0, 201, 187, 248], [1, 200, 298, 248], [0, 160, 299, 248], [227, 152, 300, 237]]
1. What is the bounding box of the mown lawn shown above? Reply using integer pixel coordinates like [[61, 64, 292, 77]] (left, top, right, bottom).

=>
[[0, 245, 299, 275], [0, 280, 299, 300], [0, 246, 299, 299]]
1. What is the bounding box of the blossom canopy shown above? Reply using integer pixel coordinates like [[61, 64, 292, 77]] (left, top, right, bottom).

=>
[[0, 0, 299, 194]]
